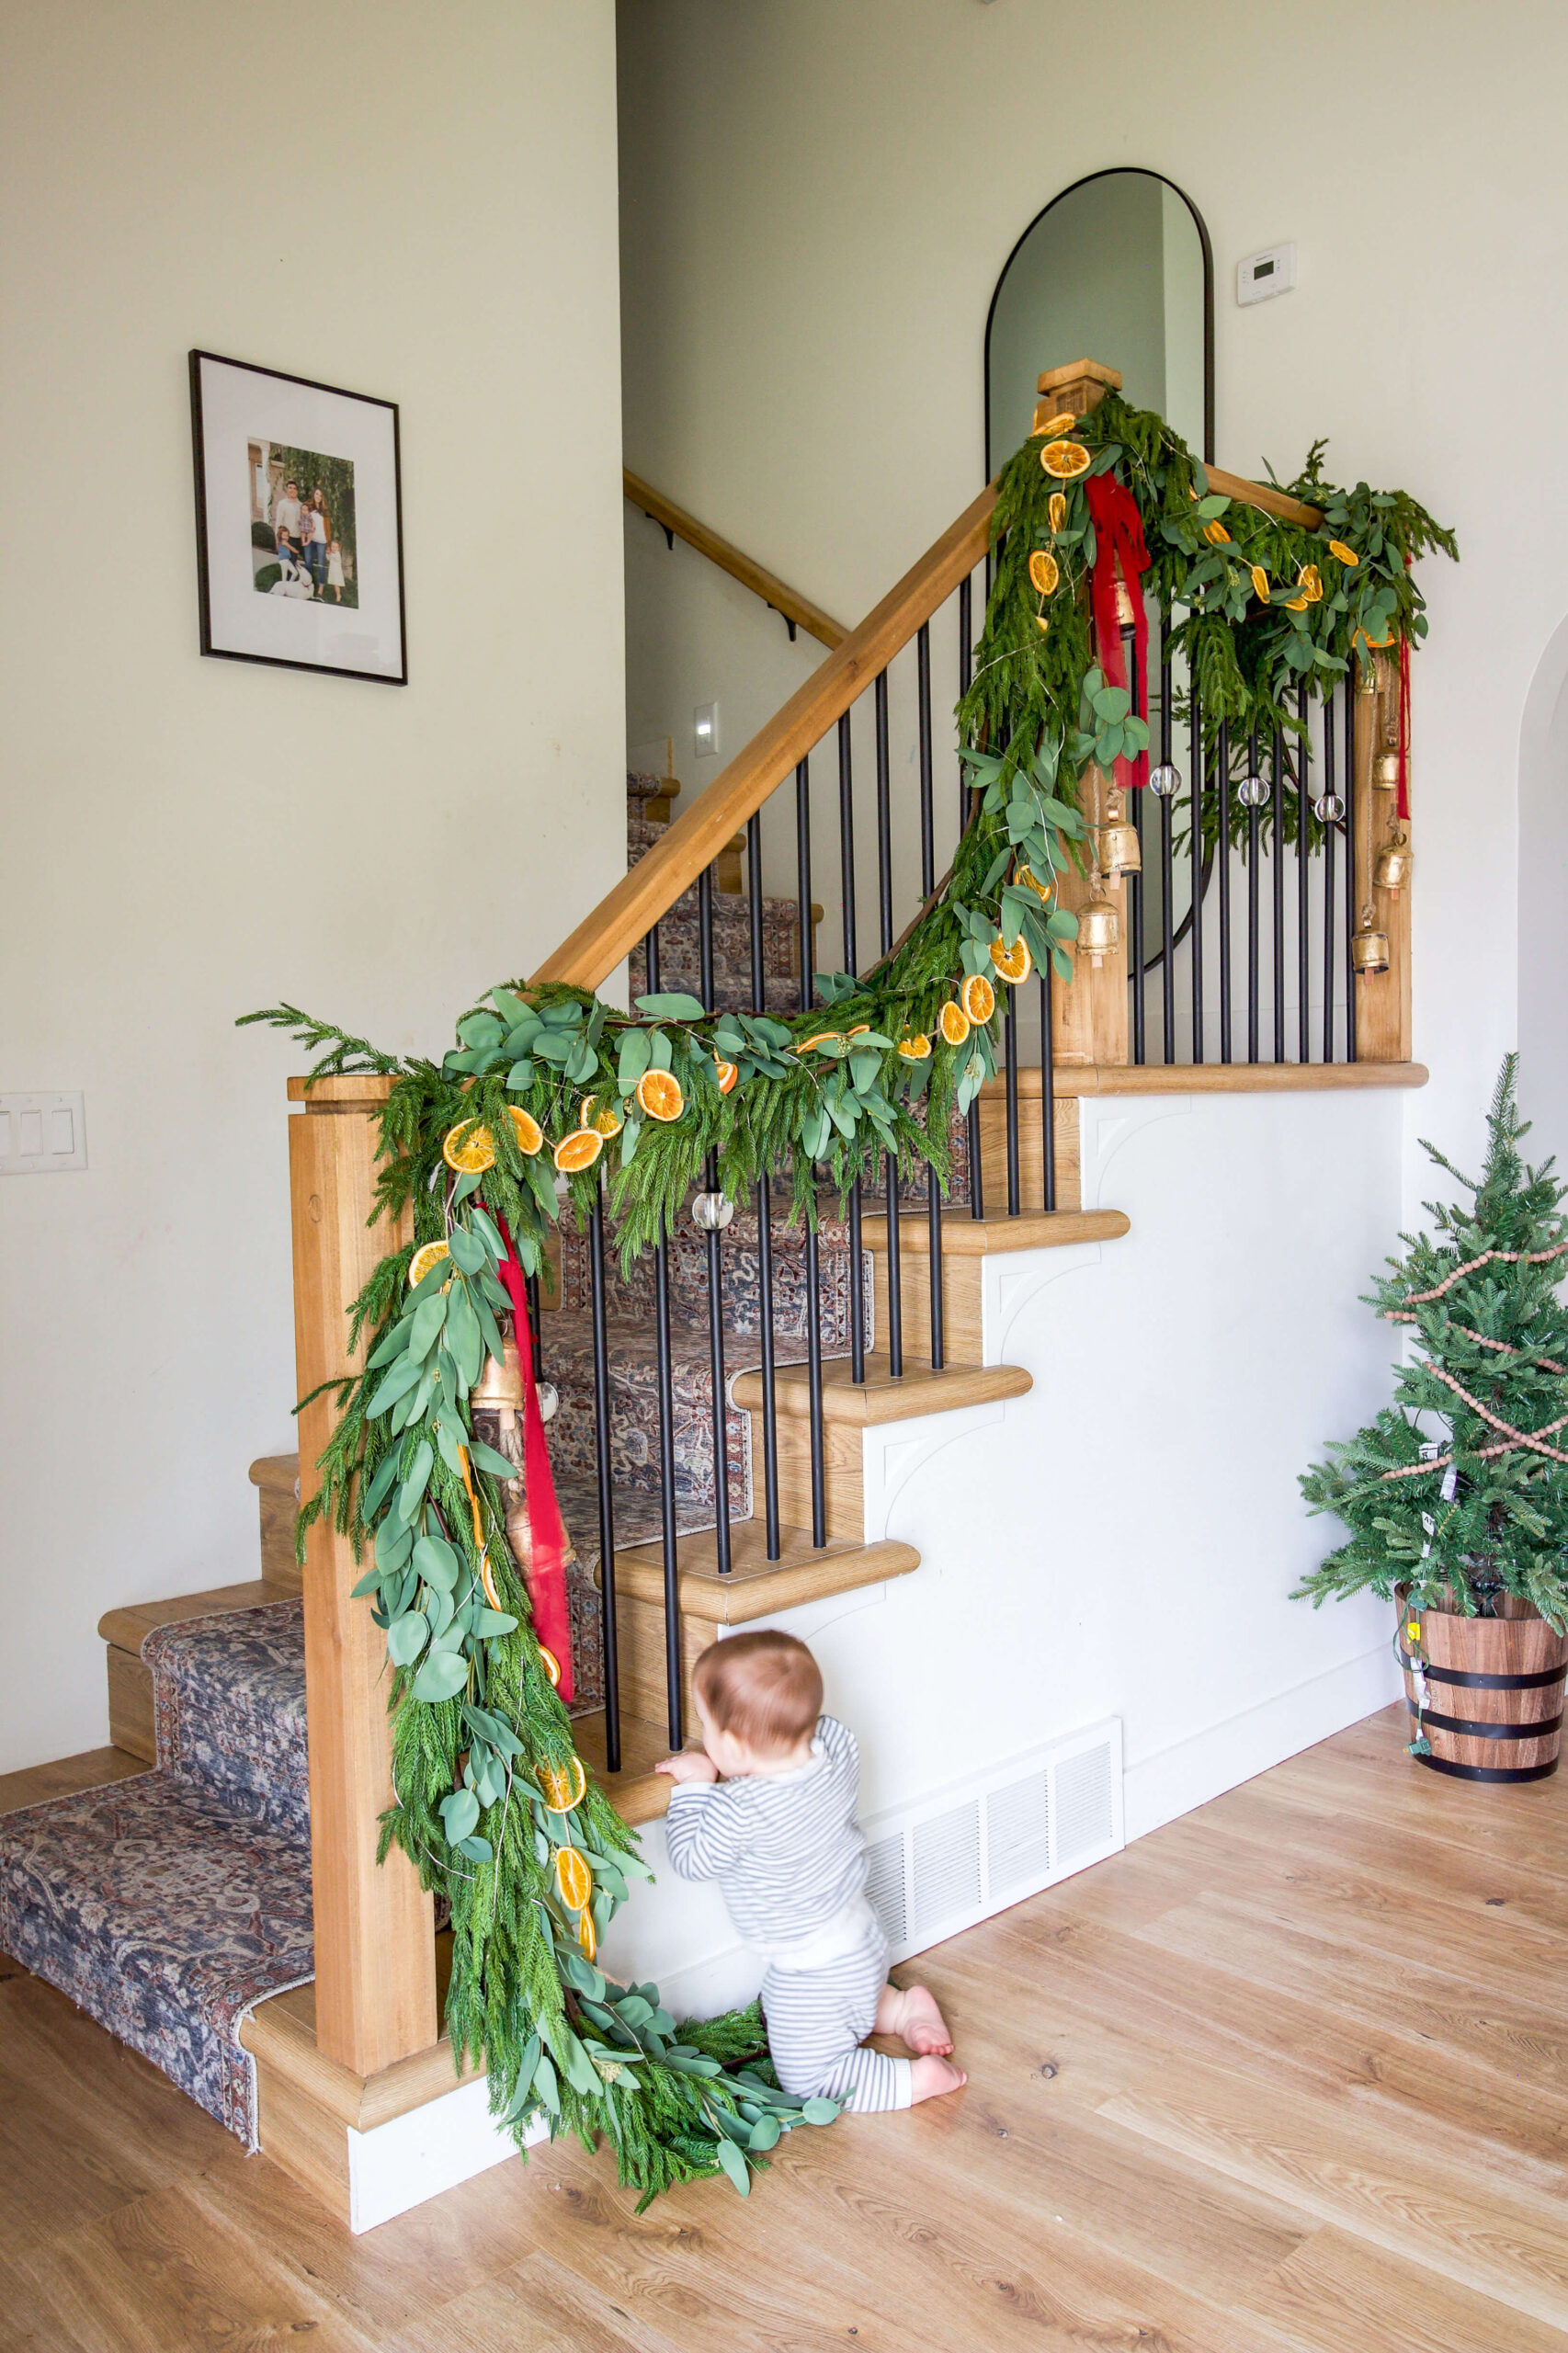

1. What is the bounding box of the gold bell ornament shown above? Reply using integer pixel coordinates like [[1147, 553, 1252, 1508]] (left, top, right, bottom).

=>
[[1350, 905, 1391, 974], [1113, 573, 1139, 630], [1076, 890, 1121, 970], [472, 1333, 524, 1418], [1095, 793, 1142, 881], [1373, 828, 1412, 893], [1371, 748, 1401, 790]]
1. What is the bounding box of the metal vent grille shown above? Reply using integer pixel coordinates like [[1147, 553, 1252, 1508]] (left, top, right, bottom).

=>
[[1054, 1742, 1115, 1862], [985, 1768, 1051, 1894], [911, 1800, 981, 1938], [863, 1830, 906, 1948]]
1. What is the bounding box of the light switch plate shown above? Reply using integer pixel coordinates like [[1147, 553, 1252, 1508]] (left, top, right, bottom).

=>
[[693, 701, 719, 760], [0, 1091, 88, 1174]]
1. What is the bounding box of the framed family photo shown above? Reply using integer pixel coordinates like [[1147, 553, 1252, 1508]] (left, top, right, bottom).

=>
[[189, 350, 406, 685]]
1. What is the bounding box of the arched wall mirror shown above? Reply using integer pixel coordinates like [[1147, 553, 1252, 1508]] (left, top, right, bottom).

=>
[[984, 168, 1214, 477]]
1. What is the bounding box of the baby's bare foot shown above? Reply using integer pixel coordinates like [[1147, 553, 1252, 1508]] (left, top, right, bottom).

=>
[[909, 2053, 966, 2104], [876, 1982, 954, 2055]]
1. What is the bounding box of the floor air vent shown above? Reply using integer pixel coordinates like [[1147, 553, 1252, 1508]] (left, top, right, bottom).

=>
[[859, 1719, 1123, 1964]]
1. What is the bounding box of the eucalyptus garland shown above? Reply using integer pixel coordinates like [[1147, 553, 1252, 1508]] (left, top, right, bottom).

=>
[[243, 388, 1452, 2200]]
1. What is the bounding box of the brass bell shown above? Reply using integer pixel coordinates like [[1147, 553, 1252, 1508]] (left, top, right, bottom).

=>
[[1373, 829, 1412, 893], [1076, 892, 1120, 969], [1113, 573, 1139, 630], [1371, 749, 1401, 790], [472, 1334, 524, 1416], [1351, 907, 1391, 973], [1095, 815, 1142, 881]]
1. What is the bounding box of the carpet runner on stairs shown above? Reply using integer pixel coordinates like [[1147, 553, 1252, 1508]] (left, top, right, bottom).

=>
[[0, 1602, 312, 2147]]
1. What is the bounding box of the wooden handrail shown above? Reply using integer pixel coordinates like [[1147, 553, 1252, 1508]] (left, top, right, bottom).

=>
[[546, 415, 1328, 995], [624, 469, 847, 650]]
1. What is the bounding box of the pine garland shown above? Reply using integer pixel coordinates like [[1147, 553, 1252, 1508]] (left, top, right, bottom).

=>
[[240, 391, 1453, 2199]]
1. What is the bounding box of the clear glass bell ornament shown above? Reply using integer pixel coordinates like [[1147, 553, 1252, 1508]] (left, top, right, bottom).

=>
[[1235, 773, 1268, 808], [692, 1191, 734, 1233], [1148, 763, 1181, 799], [535, 1380, 559, 1423], [1313, 792, 1346, 824]]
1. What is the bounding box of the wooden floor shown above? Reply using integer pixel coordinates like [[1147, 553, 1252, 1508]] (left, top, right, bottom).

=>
[[4, 1700, 1567, 2352]]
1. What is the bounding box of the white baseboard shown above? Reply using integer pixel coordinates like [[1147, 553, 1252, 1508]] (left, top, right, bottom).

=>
[[347, 2076, 547, 2234], [1121, 1643, 1402, 1845]]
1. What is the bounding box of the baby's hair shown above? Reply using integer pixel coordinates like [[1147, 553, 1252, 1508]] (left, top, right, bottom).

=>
[[693, 1631, 822, 1754]]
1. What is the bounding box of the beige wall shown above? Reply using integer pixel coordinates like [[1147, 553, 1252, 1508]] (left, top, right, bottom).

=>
[[618, 0, 1565, 1176], [0, 2, 626, 1771]]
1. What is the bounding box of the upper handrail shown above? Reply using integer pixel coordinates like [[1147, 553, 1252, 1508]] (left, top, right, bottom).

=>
[[624, 469, 847, 650], [542, 440, 1324, 994]]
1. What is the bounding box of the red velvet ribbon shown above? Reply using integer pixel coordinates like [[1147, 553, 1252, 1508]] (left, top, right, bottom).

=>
[[492, 1212, 574, 1703], [1084, 475, 1151, 789]]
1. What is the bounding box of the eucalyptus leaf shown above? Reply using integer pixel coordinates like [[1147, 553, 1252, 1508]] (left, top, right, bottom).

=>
[[635, 992, 708, 1019], [411, 1647, 469, 1702], [713, 2137, 752, 2194], [387, 1610, 429, 1666], [396, 1441, 434, 1524], [440, 1787, 481, 1844], [414, 1534, 460, 1591]]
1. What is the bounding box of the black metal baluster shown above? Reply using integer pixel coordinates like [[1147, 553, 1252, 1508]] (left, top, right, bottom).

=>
[[885, 1144, 903, 1378], [848, 1172, 866, 1384], [915, 622, 943, 1360], [1191, 688, 1205, 1064], [1218, 720, 1233, 1063], [804, 1194, 827, 1545], [698, 863, 715, 1017], [1297, 685, 1311, 1063], [1004, 991, 1020, 1215], [795, 756, 812, 1013], [960, 587, 984, 1219], [652, 1215, 682, 1748], [1322, 692, 1337, 1063], [1127, 624, 1145, 1066], [1271, 728, 1286, 1063], [588, 1181, 619, 1771], [1246, 724, 1261, 1065], [1040, 961, 1056, 1210], [525, 1273, 544, 1383], [746, 815, 780, 1558], [1344, 681, 1358, 1063], [837, 708, 867, 1385], [875, 670, 893, 954], [696, 883, 731, 1575], [1159, 620, 1176, 1064], [645, 919, 661, 996]]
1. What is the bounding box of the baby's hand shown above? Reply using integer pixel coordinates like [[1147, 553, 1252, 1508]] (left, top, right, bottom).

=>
[[655, 1751, 718, 1784]]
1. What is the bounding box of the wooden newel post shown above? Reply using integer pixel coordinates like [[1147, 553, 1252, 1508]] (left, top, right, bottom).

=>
[[288, 1074, 437, 2077], [1036, 359, 1131, 1069]]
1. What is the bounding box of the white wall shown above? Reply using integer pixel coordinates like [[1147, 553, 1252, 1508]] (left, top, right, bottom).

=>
[[617, 0, 1567, 1189], [1517, 617, 1568, 1173], [0, 3, 626, 1773]]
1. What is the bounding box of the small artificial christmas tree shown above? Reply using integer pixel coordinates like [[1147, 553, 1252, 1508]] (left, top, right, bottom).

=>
[[1296, 1056, 1568, 1636]]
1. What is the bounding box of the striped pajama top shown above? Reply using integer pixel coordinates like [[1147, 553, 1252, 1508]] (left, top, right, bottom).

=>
[[664, 1714, 873, 1958]]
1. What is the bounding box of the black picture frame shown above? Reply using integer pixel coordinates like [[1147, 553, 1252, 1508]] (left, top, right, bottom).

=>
[[188, 348, 407, 686]]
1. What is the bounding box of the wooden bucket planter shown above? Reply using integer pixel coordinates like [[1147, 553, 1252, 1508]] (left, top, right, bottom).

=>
[[1398, 1587, 1568, 1783]]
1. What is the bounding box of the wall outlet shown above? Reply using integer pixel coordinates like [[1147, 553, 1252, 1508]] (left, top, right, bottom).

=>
[[693, 701, 719, 760], [1, 1091, 88, 1174], [1237, 243, 1296, 305]]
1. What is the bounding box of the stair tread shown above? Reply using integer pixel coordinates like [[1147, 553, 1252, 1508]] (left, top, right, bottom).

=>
[[733, 1353, 1032, 1426], [572, 1706, 693, 1826], [98, 1579, 290, 1654], [0, 1745, 151, 1817], [861, 1207, 1130, 1256], [612, 1522, 919, 1623]]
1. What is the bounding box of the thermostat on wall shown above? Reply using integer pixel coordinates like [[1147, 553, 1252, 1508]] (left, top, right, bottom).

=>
[[1237, 243, 1296, 305]]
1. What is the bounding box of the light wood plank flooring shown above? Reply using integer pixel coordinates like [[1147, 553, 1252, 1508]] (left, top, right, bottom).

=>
[[2, 1699, 1565, 2351]]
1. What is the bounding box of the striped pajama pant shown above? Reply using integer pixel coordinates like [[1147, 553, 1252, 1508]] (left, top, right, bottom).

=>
[[761, 1925, 913, 2112]]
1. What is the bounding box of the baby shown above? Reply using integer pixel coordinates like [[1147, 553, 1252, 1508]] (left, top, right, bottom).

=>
[[657, 1631, 965, 2111]]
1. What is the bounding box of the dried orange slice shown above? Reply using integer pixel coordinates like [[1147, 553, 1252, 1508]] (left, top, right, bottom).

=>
[[481, 1552, 503, 1608], [1033, 406, 1076, 438], [443, 1120, 495, 1175], [1296, 563, 1323, 604], [897, 1033, 932, 1061], [796, 1032, 838, 1053], [1040, 439, 1091, 480], [1250, 566, 1271, 604], [938, 1001, 971, 1047], [579, 1094, 623, 1136], [1355, 624, 1395, 652], [846, 1023, 871, 1038], [539, 1755, 588, 1813], [576, 1907, 598, 1963], [1328, 540, 1359, 566], [636, 1068, 684, 1122], [1048, 492, 1067, 534], [554, 1846, 593, 1913], [991, 936, 1031, 984], [408, 1240, 451, 1288], [960, 973, 996, 1025], [1204, 520, 1231, 546], [1034, 615, 1051, 637], [1028, 550, 1061, 597], [1015, 864, 1051, 904], [553, 1127, 604, 1173], [507, 1106, 544, 1155], [713, 1057, 739, 1096], [538, 1645, 561, 1688]]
